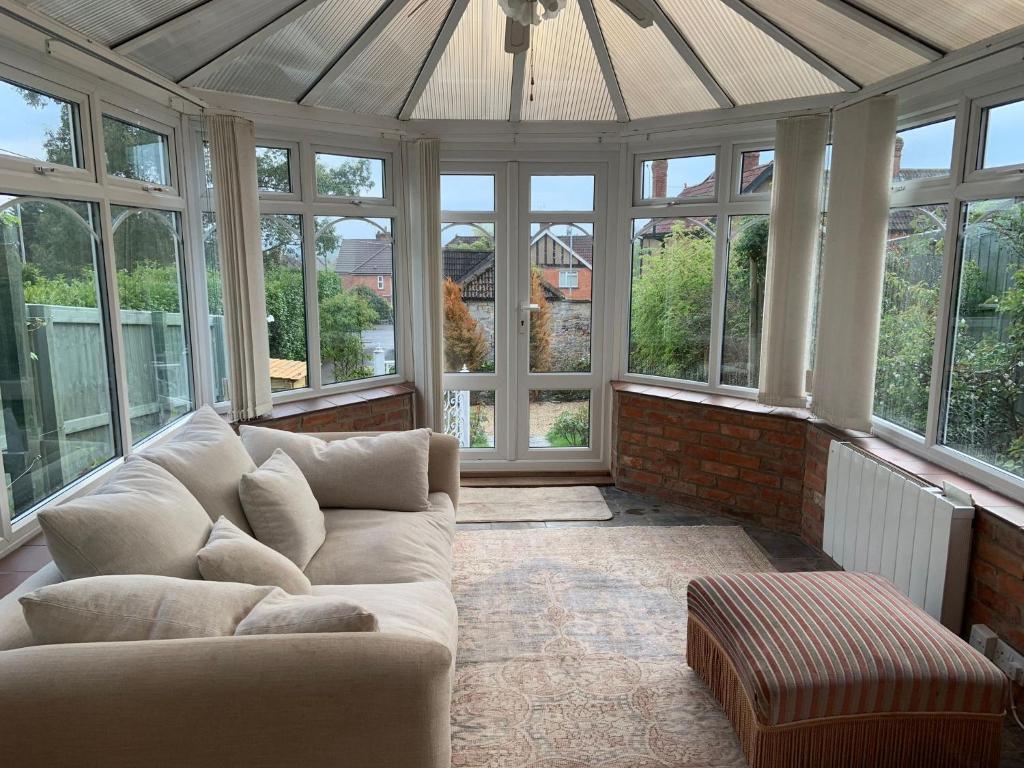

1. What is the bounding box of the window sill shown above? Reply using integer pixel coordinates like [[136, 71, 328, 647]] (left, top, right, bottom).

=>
[[254, 381, 415, 423], [611, 380, 1024, 531]]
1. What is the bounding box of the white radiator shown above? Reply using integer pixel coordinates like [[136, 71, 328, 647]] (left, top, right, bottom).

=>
[[823, 442, 974, 630]]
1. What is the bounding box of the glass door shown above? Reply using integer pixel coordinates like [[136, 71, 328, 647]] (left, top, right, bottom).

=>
[[440, 162, 606, 468]]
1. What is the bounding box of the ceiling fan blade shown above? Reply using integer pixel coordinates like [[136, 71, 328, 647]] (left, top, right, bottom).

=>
[[504, 17, 531, 54], [609, 0, 654, 27]]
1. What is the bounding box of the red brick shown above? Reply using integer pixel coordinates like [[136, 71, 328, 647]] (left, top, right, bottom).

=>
[[720, 423, 761, 441], [976, 539, 1024, 580], [764, 430, 806, 449], [701, 460, 739, 478], [648, 436, 680, 451], [701, 432, 740, 450], [717, 450, 761, 470], [740, 468, 782, 488]]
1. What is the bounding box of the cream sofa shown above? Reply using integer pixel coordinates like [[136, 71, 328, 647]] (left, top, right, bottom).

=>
[[0, 428, 461, 768]]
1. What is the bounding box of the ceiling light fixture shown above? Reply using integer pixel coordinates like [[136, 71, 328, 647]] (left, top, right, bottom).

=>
[[498, 0, 565, 27]]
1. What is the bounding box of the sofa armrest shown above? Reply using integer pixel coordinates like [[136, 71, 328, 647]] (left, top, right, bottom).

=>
[[303, 431, 460, 509], [0, 633, 453, 768]]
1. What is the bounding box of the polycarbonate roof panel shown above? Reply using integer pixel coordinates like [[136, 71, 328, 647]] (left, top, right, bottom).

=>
[[193, 0, 387, 102], [521, 0, 615, 121], [853, 0, 1024, 51], [595, 0, 718, 118], [412, 0, 512, 120], [22, 0, 202, 45], [321, 0, 454, 116], [659, 0, 843, 105], [744, 0, 929, 85], [126, 0, 289, 83]]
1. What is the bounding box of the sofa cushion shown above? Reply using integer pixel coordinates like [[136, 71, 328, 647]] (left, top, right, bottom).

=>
[[38, 457, 212, 581], [235, 591, 378, 635], [239, 426, 432, 512], [138, 405, 256, 534], [0, 563, 63, 651], [239, 449, 326, 569], [304, 492, 455, 586], [311, 581, 458, 657], [20, 575, 275, 645], [197, 517, 313, 595]]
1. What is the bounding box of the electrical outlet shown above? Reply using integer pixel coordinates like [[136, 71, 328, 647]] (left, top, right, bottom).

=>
[[970, 624, 998, 659], [993, 639, 1024, 682]]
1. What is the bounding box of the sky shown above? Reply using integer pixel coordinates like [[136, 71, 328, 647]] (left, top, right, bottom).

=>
[[0, 82, 70, 162]]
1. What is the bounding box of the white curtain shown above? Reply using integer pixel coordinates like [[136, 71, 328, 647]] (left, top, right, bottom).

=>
[[758, 114, 829, 407], [407, 138, 443, 430], [811, 96, 897, 431], [207, 113, 272, 422]]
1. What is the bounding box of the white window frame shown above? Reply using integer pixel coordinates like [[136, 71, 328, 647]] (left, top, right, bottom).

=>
[[964, 84, 1024, 182], [258, 132, 406, 406], [310, 145, 391, 206], [731, 141, 774, 202], [376, 274, 385, 290], [255, 140, 300, 200], [0, 63, 93, 182], [888, 107, 958, 198], [558, 269, 579, 289], [632, 147, 720, 206], [0, 54, 204, 556], [623, 134, 773, 397]]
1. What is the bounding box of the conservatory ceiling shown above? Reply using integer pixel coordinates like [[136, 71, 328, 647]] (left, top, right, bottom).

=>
[[14, 0, 1024, 123]]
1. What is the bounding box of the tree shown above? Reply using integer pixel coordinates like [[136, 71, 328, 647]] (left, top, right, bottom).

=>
[[443, 278, 487, 371], [629, 222, 715, 380], [529, 267, 553, 373], [724, 216, 769, 386]]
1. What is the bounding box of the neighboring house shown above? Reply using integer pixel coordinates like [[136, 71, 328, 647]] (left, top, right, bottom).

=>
[[268, 358, 307, 390], [334, 233, 393, 299]]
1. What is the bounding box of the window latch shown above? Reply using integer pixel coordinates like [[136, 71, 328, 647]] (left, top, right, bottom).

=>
[[142, 184, 167, 193], [33, 165, 57, 175]]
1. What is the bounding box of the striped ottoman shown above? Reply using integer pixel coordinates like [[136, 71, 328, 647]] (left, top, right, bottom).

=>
[[686, 571, 1007, 768]]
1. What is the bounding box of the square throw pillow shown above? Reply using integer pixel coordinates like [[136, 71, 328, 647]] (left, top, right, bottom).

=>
[[239, 426, 431, 512], [197, 517, 312, 595], [235, 590, 378, 636], [39, 457, 212, 581], [138, 405, 256, 534], [20, 575, 275, 645], [238, 449, 326, 569]]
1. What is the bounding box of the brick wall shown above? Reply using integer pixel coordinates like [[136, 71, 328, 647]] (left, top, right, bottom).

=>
[[613, 389, 807, 533], [248, 385, 415, 434], [611, 383, 1024, 654]]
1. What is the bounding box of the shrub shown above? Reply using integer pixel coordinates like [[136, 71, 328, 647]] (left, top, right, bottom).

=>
[[546, 405, 590, 448]]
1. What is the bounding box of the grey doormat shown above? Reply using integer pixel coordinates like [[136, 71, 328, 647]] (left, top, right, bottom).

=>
[[456, 485, 613, 523]]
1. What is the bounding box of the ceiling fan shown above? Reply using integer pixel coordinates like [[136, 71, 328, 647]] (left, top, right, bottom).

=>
[[501, 0, 654, 53]]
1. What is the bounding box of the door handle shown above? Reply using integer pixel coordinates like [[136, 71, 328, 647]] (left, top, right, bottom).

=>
[[518, 303, 540, 334], [521, 303, 541, 312]]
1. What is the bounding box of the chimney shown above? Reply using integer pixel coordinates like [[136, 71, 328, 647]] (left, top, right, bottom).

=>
[[892, 136, 904, 177], [651, 158, 667, 198], [742, 151, 760, 175], [376, 230, 390, 240]]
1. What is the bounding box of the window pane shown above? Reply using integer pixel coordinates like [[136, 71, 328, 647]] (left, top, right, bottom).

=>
[[530, 175, 594, 211], [629, 217, 717, 382], [529, 223, 592, 373], [315, 153, 384, 198], [529, 390, 591, 448], [255, 146, 291, 193], [315, 216, 395, 384], [202, 212, 229, 403], [1, 196, 116, 519], [640, 155, 716, 200], [442, 222, 495, 373], [262, 214, 306, 393], [111, 206, 192, 442], [721, 215, 770, 388], [0, 79, 80, 167], [894, 118, 954, 181], [441, 174, 494, 211], [942, 198, 1024, 476], [738, 149, 774, 195], [103, 116, 170, 185], [981, 100, 1024, 169], [873, 206, 946, 435], [442, 390, 495, 448]]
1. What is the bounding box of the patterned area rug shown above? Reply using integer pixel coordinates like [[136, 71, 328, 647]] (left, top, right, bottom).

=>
[[451, 526, 774, 768], [456, 486, 613, 523]]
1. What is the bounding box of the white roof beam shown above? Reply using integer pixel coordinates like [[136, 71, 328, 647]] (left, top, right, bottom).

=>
[[816, 0, 944, 61], [301, 0, 416, 106], [178, 0, 333, 86], [113, 0, 219, 54], [716, 0, 860, 91], [578, 0, 629, 122], [398, 0, 471, 120], [650, 0, 733, 108], [509, 50, 527, 122]]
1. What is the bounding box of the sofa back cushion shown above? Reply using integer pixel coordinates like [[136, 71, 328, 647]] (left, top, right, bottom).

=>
[[139, 405, 256, 534], [197, 517, 312, 595], [239, 426, 432, 512], [239, 450, 326, 569], [20, 575, 274, 644], [38, 457, 212, 580], [234, 591, 378, 635]]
